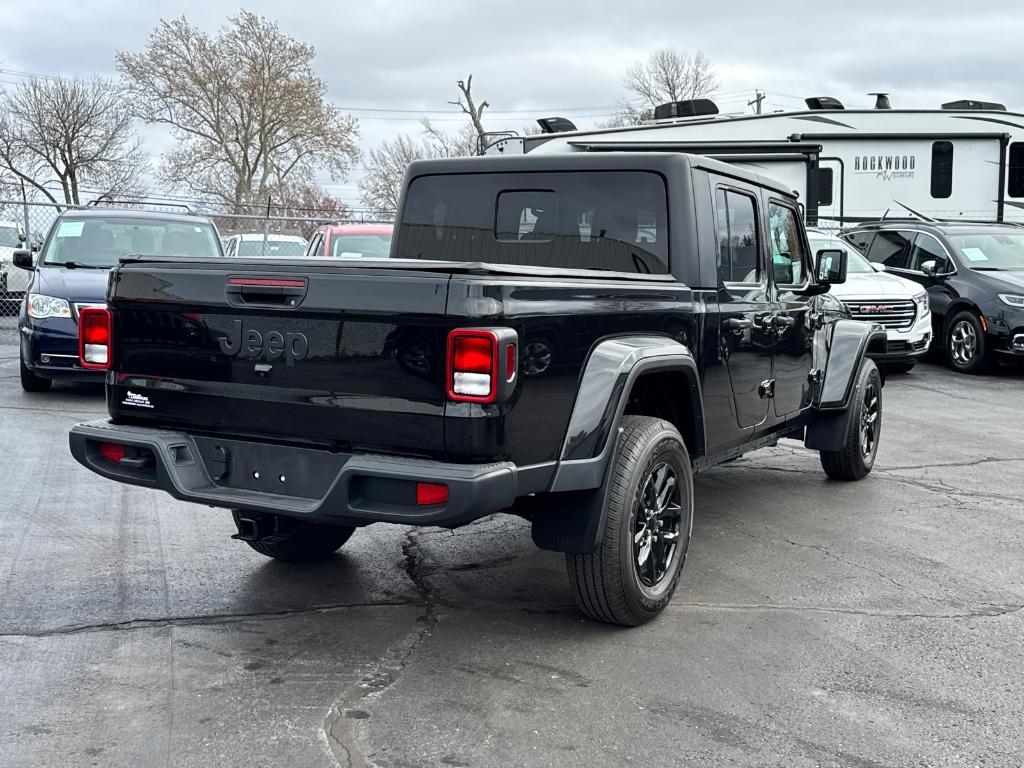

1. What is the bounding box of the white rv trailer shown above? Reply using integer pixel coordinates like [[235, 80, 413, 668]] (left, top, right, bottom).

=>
[[484, 99, 1024, 227]]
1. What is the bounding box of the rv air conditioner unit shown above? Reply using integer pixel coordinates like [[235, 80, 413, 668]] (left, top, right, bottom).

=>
[[805, 96, 845, 111], [869, 93, 892, 110], [941, 100, 1006, 112], [653, 99, 719, 120], [536, 117, 578, 134]]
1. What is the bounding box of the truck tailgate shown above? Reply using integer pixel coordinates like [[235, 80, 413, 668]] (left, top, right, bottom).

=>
[[108, 261, 451, 454]]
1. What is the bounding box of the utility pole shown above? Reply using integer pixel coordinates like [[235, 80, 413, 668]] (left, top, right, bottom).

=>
[[748, 90, 766, 115]]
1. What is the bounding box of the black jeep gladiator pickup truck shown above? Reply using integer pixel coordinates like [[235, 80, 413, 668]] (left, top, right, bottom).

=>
[[70, 153, 886, 626]]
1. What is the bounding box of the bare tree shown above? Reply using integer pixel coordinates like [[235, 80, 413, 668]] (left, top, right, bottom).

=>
[[0, 77, 148, 205], [625, 49, 718, 108], [449, 75, 489, 144], [359, 135, 429, 218], [599, 49, 719, 128], [117, 12, 359, 213]]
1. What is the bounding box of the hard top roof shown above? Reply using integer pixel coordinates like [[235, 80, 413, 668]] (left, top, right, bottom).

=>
[[404, 151, 797, 198]]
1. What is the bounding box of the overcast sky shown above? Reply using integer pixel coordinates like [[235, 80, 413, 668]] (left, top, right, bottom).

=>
[[3, 0, 1023, 208]]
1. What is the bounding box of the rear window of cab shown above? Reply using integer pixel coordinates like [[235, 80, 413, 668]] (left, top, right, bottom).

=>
[[396, 171, 669, 274]]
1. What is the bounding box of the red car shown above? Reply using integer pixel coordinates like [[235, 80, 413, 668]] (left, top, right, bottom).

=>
[[305, 224, 393, 259]]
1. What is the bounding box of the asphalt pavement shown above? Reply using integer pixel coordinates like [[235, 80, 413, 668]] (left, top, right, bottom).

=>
[[1, 344, 1022, 768]]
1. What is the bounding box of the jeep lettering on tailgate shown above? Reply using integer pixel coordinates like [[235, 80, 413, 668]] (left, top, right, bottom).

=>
[[218, 319, 309, 366]]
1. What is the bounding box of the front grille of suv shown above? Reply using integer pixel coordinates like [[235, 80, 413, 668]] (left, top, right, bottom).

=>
[[842, 300, 917, 330]]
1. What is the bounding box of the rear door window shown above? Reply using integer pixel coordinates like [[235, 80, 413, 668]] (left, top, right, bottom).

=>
[[865, 230, 913, 269], [908, 233, 952, 273], [714, 188, 760, 284], [397, 171, 669, 274]]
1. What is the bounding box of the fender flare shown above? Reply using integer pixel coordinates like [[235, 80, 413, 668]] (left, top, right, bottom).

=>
[[815, 320, 886, 411], [550, 335, 704, 492]]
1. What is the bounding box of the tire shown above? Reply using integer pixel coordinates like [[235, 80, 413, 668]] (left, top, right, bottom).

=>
[[945, 310, 992, 374], [237, 512, 355, 563], [20, 355, 51, 392], [820, 357, 882, 481], [566, 416, 694, 627], [883, 362, 916, 375]]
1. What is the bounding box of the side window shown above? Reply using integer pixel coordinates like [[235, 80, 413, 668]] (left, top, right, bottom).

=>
[[908, 233, 952, 273], [865, 230, 913, 269], [931, 141, 954, 199], [714, 188, 760, 284], [767, 202, 807, 286], [1009, 142, 1024, 199], [817, 168, 834, 207]]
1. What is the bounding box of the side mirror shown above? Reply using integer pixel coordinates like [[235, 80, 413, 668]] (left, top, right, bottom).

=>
[[12, 249, 34, 271], [920, 259, 938, 277], [815, 248, 847, 286]]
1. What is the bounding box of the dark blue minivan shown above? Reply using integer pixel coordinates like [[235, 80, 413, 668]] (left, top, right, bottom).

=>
[[14, 209, 223, 391]]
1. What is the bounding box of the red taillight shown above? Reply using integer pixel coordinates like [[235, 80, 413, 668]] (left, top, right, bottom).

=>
[[447, 330, 498, 403], [416, 482, 449, 506], [79, 307, 111, 370], [99, 442, 125, 463]]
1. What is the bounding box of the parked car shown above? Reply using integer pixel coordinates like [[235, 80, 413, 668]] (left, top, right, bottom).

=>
[[222, 233, 307, 258], [15, 209, 223, 392], [69, 153, 884, 626], [1, 219, 32, 308], [807, 229, 931, 374], [304, 224, 393, 259], [842, 220, 1024, 373]]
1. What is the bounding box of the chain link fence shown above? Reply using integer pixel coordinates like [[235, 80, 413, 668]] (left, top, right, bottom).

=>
[[0, 198, 392, 345]]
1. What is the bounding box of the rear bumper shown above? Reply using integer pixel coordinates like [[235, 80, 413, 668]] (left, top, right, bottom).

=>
[[69, 420, 549, 527]]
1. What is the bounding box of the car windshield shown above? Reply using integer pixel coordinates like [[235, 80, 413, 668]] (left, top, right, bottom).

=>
[[948, 231, 1024, 269], [0, 225, 20, 247], [397, 171, 669, 274], [331, 234, 392, 259], [41, 216, 220, 267], [808, 236, 875, 273], [237, 238, 306, 258]]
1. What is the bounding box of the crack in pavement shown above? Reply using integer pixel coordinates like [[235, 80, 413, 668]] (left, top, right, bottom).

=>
[[672, 601, 1024, 620], [323, 529, 441, 768], [783, 538, 910, 592], [0, 599, 415, 639]]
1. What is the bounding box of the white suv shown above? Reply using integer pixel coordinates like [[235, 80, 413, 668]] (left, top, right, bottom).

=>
[[809, 230, 932, 373]]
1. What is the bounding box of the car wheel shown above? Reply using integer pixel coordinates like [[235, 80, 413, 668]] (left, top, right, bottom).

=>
[[883, 362, 916, 375], [566, 416, 693, 626], [235, 512, 355, 563], [945, 310, 991, 374], [20, 355, 52, 392], [820, 358, 881, 481]]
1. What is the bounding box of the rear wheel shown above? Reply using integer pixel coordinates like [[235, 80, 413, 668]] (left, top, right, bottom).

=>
[[234, 512, 355, 563], [946, 310, 992, 374], [20, 355, 51, 392], [566, 416, 693, 626], [820, 358, 881, 481]]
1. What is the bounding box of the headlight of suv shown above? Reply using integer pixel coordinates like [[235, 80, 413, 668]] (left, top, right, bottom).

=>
[[998, 294, 1024, 308], [913, 292, 929, 312], [27, 294, 72, 319]]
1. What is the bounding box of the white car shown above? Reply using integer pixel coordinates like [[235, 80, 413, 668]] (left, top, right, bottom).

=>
[[0, 219, 32, 304], [809, 230, 932, 373], [222, 233, 307, 258]]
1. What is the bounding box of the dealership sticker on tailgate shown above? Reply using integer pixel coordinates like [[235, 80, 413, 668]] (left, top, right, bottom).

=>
[[122, 391, 154, 409]]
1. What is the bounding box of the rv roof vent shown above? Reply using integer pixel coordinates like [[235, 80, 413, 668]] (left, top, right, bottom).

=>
[[536, 117, 578, 134], [941, 99, 1006, 112], [805, 96, 845, 111], [653, 99, 719, 120], [869, 93, 892, 110]]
